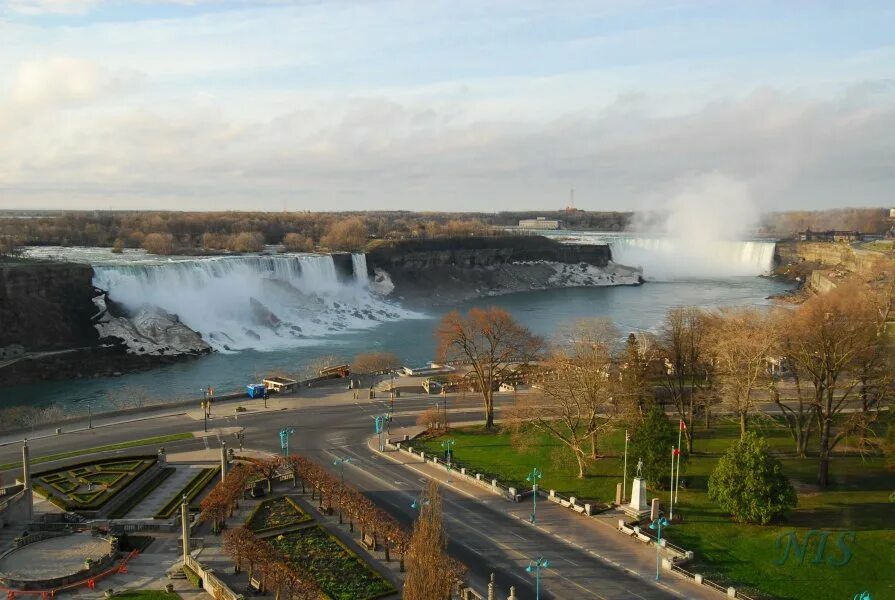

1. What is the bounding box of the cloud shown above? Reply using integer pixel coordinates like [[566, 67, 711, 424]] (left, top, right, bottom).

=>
[[3, 0, 100, 15], [10, 56, 142, 108], [1, 81, 893, 211]]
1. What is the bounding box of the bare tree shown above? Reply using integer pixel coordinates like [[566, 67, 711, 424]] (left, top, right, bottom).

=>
[[436, 307, 542, 428], [705, 308, 779, 438], [351, 351, 402, 374], [403, 480, 458, 600], [511, 319, 617, 477], [785, 279, 893, 485], [658, 307, 712, 451]]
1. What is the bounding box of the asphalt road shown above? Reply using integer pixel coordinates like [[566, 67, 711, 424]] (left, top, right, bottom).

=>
[[0, 391, 678, 600]]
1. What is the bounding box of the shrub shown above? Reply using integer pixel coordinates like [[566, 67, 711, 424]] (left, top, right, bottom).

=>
[[142, 233, 176, 255], [708, 431, 797, 524], [282, 232, 314, 252], [182, 565, 202, 588], [628, 408, 680, 489], [321, 217, 367, 252]]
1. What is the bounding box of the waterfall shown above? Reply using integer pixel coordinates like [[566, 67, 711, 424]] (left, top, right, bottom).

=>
[[351, 253, 369, 285], [550, 232, 776, 280], [92, 253, 414, 352]]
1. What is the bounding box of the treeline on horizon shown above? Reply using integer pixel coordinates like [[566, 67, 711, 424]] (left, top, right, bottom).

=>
[[0, 207, 890, 256]]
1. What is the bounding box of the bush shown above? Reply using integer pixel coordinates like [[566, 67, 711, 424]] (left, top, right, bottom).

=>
[[708, 431, 797, 524], [142, 233, 176, 255], [321, 217, 367, 252], [282, 232, 315, 252], [628, 408, 680, 489], [182, 565, 202, 588]]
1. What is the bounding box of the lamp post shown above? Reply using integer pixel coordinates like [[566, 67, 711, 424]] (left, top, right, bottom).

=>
[[526, 467, 543, 524], [649, 513, 670, 581], [410, 494, 429, 510], [441, 439, 455, 482], [201, 400, 210, 432], [333, 456, 353, 488], [441, 386, 448, 430], [525, 557, 549, 600], [279, 427, 294, 457], [373, 415, 388, 452], [87, 402, 93, 430], [234, 427, 245, 450]]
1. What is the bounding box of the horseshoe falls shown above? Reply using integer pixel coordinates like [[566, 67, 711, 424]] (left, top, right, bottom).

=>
[[552, 232, 776, 281], [91, 253, 414, 352]]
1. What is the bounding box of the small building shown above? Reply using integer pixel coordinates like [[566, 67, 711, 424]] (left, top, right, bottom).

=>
[[263, 376, 297, 393], [246, 384, 266, 399], [518, 217, 563, 230], [402, 363, 456, 377], [798, 229, 862, 243], [319, 364, 350, 378]]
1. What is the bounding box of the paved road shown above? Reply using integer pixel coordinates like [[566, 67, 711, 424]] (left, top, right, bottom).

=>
[[0, 389, 678, 600]]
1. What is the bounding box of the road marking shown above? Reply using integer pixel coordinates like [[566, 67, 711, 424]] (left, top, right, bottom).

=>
[[510, 531, 528, 542], [563, 557, 580, 567]]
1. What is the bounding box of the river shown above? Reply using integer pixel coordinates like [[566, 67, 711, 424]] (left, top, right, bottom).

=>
[[6, 236, 790, 412]]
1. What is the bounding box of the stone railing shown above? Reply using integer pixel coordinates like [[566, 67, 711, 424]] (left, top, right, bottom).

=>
[[184, 554, 242, 600]]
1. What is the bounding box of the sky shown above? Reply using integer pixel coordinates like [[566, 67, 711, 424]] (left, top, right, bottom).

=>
[[0, 1, 893, 213]]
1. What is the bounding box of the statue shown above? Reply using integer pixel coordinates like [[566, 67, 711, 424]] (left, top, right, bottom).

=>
[[636, 458, 644, 479]]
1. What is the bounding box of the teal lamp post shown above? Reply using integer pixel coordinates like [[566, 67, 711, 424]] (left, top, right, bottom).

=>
[[525, 557, 549, 600], [441, 439, 455, 481], [410, 493, 430, 510], [649, 512, 670, 581], [853, 593, 872, 600], [333, 456, 354, 488], [526, 467, 543, 524], [373, 414, 388, 451], [279, 427, 294, 456]]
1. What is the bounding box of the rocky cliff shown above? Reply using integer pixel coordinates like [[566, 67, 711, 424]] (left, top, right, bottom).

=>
[[366, 236, 639, 304], [0, 261, 99, 351]]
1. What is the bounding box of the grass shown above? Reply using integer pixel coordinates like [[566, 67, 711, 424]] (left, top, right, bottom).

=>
[[154, 467, 220, 519], [112, 592, 181, 600], [0, 433, 193, 471], [269, 526, 395, 600], [422, 420, 895, 600], [246, 496, 310, 533]]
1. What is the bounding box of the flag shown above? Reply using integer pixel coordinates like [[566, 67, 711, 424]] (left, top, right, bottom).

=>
[[673, 448, 680, 456], [680, 420, 687, 431]]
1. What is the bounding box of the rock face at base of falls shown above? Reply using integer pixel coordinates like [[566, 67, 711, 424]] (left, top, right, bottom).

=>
[[366, 235, 641, 304], [94, 294, 211, 357]]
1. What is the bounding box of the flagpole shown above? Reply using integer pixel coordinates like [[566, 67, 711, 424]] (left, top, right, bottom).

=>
[[675, 421, 683, 503], [669, 445, 675, 521], [623, 429, 629, 503]]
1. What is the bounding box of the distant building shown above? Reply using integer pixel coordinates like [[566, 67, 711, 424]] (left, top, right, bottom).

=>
[[519, 217, 563, 230], [889, 208, 895, 219], [798, 229, 862, 243]]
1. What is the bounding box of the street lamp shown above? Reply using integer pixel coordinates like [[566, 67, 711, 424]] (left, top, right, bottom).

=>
[[279, 427, 295, 456], [410, 493, 429, 510], [441, 439, 455, 482], [333, 456, 354, 488], [649, 512, 670, 581], [623, 429, 629, 503], [525, 557, 549, 600], [87, 401, 93, 430], [853, 593, 872, 600], [373, 414, 388, 451], [526, 467, 543, 524], [201, 400, 211, 432], [233, 428, 245, 450]]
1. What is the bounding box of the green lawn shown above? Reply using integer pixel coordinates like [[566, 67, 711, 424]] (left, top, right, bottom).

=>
[[420, 421, 895, 600], [0, 433, 194, 471]]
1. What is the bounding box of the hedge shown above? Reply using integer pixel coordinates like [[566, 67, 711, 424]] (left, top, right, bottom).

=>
[[153, 467, 220, 520], [108, 467, 175, 519], [182, 565, 202, 588]]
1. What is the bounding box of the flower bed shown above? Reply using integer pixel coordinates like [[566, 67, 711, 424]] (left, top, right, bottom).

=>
[[268, 527, 395, 600], [246, 496, 310, 533]]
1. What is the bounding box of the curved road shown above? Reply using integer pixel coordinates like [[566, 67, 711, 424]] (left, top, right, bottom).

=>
[[0, 388, 679, 600]]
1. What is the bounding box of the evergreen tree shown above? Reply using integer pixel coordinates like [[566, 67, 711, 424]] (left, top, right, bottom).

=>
[[629, 407, 681, 489], [708, 431, 797, 524]]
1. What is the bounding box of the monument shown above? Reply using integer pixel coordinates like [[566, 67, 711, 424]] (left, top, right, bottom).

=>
[[623, 459, 650, 519]]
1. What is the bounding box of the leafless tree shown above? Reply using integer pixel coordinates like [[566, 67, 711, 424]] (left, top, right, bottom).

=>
[[436, 307, 542, 428], [403, 480, 458, 600]]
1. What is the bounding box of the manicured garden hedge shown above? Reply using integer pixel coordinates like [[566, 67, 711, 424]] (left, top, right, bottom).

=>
[[154, 467, 220, 519], [33, 455, 158, 511], [182, 565, 202, 588]]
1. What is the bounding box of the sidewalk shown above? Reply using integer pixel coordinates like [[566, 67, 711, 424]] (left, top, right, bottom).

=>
[[372, 436, 720, 600]]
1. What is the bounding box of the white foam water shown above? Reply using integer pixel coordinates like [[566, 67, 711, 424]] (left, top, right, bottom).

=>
[[548, 232, 776, 281], [89, 252, 418, 352]]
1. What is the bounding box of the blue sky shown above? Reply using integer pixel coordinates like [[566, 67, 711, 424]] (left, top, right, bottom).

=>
[[0, 1, 893, 212]]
